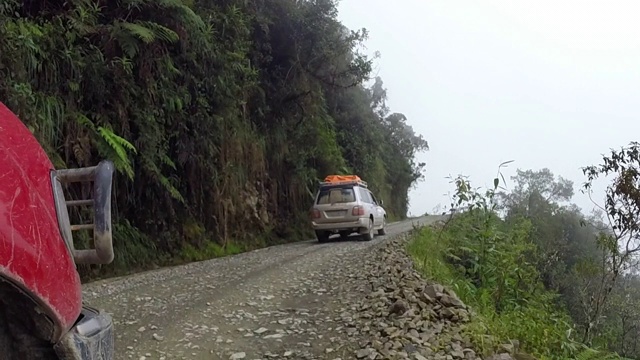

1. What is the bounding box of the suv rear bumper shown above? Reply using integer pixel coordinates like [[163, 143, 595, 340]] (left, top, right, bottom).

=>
[[312, 217, 369, 232], [54, 306, 114, 360]]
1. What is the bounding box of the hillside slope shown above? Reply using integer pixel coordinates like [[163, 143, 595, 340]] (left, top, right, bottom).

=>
[[0, 0, 427, 278]]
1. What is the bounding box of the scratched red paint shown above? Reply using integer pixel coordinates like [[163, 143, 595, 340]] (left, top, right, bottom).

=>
[[0, 102, 81, 339]]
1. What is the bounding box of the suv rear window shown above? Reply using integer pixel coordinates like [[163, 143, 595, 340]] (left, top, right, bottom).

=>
[[316, 186, 356, 204]]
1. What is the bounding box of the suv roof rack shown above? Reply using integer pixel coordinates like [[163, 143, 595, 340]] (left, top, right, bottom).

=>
[[319, 175, 368, 188]]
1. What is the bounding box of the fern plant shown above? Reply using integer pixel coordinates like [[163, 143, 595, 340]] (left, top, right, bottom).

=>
[[110, 21, 179, 58], [76, 114, 137, 179]]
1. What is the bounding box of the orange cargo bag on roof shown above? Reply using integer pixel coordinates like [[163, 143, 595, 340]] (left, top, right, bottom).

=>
[[324, 175, 362, 183]]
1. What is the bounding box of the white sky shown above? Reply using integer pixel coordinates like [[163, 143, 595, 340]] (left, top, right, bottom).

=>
[[338, 0, 640, 216]]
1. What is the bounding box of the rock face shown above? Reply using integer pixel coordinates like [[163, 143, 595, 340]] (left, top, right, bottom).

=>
[[347, 233, 479, 360]]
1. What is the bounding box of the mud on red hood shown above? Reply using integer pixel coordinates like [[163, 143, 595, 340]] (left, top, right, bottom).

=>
[[0, 102, 82, 340]]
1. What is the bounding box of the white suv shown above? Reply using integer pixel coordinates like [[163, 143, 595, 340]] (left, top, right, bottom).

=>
[[310, 176, 387, 242]]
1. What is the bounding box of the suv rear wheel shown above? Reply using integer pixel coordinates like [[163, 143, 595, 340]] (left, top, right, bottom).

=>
[[315, 230, 330, 243], [362, 219, 374, 241], [378, 217, 387, 235]]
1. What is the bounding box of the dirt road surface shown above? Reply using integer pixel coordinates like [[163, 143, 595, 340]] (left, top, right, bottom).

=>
[[83, 216, 444, 360]]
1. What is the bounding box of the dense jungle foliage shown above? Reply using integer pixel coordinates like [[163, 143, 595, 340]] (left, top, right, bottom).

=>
[[0, 0, 428, 279], [410, 144, 640, 359]]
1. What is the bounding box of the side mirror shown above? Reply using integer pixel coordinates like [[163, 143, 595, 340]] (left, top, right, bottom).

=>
[[379, 199, 384, 206]]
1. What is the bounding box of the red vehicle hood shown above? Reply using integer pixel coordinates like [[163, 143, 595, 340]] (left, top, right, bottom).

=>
[[0, 102, 82, 340]]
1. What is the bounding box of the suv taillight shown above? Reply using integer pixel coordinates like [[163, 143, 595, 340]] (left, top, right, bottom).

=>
[[352, 205, 365, 216], [311, 209, 321, 219]]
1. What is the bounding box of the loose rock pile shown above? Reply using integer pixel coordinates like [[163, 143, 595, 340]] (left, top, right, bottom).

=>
[[345, 233, 524, 360]]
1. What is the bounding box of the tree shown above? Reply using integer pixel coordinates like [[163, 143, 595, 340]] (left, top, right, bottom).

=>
[[498, 169, 579, 292], [499, 168, 574, 216], [579, 142, 640, 344]]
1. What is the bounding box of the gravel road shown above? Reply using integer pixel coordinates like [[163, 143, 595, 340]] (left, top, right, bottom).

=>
[[82, 216, 444, 360]]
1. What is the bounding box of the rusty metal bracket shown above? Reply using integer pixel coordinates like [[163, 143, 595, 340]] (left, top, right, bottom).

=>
[[51, 161, 115, 265]]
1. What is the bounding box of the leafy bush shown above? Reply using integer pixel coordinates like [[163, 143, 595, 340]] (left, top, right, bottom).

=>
[[407, 167, 622, 359], [410, 222, 576, 358]]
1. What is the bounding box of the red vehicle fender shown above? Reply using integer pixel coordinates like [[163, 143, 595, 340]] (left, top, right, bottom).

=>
[[0, 102, 82, 341]]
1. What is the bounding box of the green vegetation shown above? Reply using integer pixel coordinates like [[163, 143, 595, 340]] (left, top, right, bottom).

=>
[[409, 146, 640, 359], [9, 1, 640, 357], [0, 0, 427, 279]]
